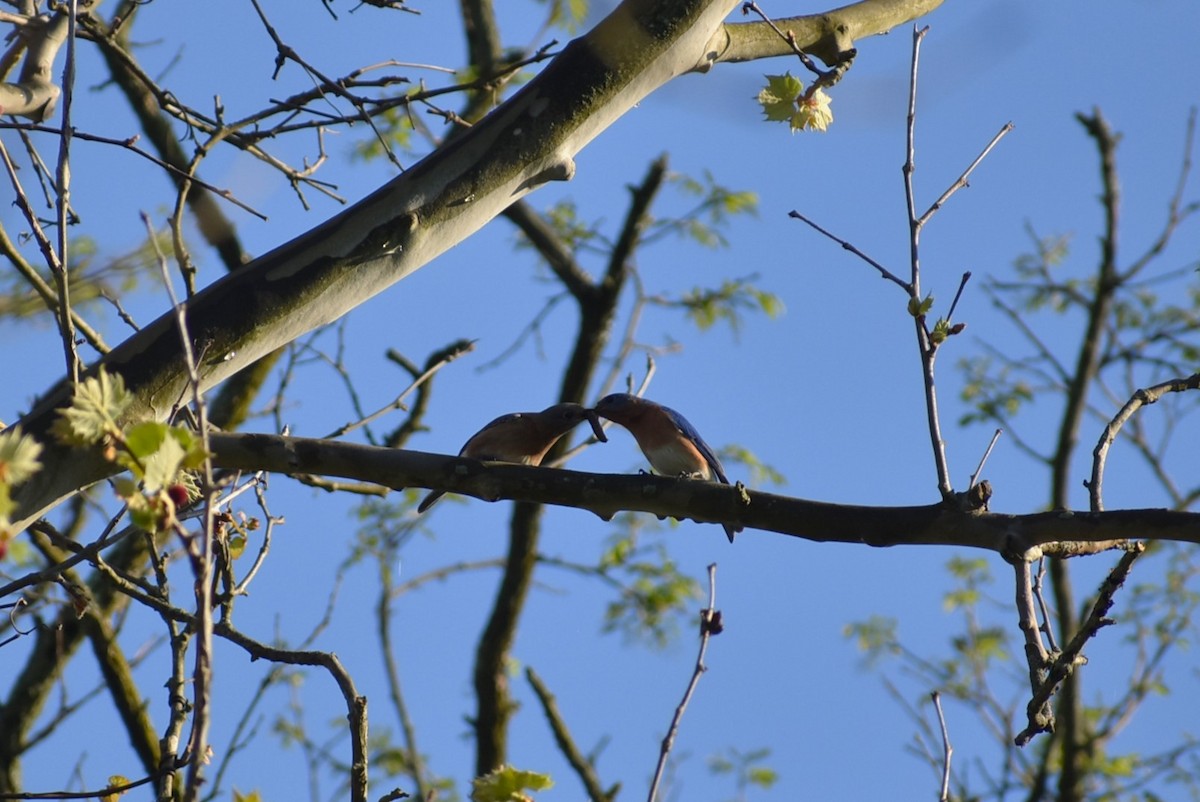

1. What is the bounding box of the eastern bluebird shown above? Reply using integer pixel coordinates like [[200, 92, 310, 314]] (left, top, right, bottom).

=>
[[594, 393, 742, 542], [417, 402, 607, 513]]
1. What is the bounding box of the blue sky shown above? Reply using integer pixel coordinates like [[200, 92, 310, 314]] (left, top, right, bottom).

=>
[[3, 1, 1200, 799]]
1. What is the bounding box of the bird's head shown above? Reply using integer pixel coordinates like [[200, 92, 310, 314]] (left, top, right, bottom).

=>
[[593, 393, 646, 426], [538, 402, 607, 442]]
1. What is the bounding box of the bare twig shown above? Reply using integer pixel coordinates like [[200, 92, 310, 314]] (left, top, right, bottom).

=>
[[1119, 107, 1199, 282], [647, 563, 721, 802], [740, 1, 856, 90], [145, 212, 217, 802], [0, 122, 269, 221], [787, 210, 909, 291], [527, 667, 615, 802], [1089, 373, 1200, 511], [1013, 557, 1050, 673], [51, 0, 80, 383], [917, 122, 1014, 228], [377, 523, 431, 799], [945, 271, 971, 322], [931, 691, 952, 802], [1031, 557, 1060, 654], [901, 25, 955, 499], [968, 428, 1002, 490], [324, 339, 476, 440]]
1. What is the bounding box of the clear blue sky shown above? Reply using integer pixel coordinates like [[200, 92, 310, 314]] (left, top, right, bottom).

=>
[[3, 1, 1199, 799]]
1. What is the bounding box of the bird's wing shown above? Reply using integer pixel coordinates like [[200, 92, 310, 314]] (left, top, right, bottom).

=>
[[664, 407, 729, 484]]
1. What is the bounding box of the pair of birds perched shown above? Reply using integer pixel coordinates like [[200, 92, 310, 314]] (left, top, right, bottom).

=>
[[417, 393, 742, 542]]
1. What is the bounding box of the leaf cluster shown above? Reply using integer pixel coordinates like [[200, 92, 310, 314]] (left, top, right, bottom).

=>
[[756, 72, 834, 133], [50, 369, 208, 533]]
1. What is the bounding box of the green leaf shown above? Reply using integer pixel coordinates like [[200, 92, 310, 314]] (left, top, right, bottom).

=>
[[843, 615, 900, 664], [118, 423, 207, 490], [112, 476, 141, 500], [947, 556, 990, 581], [757, 74, 833, 132], [536, 0, 589, 33], [128, 498, 161, 534], [943, 588, 980, 611], [0, 427, 43, 485], [51, 370, 132, 446], [601, 539, 701, 647], [930, 317, 950, 344], [124, 421, 169, 461], [0, 484, 14, 540], [721, 444, 786, 486], [757, 73, 804, 123], [470, 765, 553, 802], [138, 433, 188, 492], [748, 766, 780, 788], [675, 278, 784, 334]]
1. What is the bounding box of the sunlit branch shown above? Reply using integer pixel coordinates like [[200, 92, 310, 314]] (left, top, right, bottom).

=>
[[1089, 373, 1200, 511], [1015, 546, 1144, 746], [931, 691, 953, 802]]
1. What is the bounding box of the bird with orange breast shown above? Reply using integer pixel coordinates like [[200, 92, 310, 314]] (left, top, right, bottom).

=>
[[418, 402, 607, 513], [594, 393, 741, 542]]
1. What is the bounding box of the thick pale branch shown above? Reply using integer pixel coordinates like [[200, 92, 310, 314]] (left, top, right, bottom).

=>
[[709, 0, 945, 68], [206, 433, 1200, 549], [11, 0, 741, 530], [0, 11, 65, 121]]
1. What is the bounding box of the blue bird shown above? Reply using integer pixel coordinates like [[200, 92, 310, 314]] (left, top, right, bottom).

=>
[[418, 403, 606, 513], [594, 393, 741, 542]]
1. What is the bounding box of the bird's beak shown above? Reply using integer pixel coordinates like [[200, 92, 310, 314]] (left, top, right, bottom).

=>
[[585, 409, 608, 443]]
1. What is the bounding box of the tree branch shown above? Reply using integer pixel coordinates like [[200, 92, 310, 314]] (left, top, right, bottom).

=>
[[1090, 373, 1200, 511], [10, 0, 942, 534], [711, 0, 945, 68], [526, 667, 616, 802], [201, 432, 1200, 549]]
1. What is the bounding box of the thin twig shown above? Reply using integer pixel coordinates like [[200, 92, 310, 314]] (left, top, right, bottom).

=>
[[787, 209, 910, 291], [145, 211, 217, 802], [378, 527, 431, 799], [0, 222, 109, 352], [52, 0, 80, 384], [968, 428, 1002, 489], [527, 666, 614, 802], [931, 691, 952, 802], [917, 122, 1014, 228], [1013, 557, 1050, 672], [0, 122, 268, 220], [324, 339, 476, 439], [901, 25, 954, 499], [740, 1, 850, 85], [1089, 373, 1200, 512], [1031, 557, 1060, 654], [945, 271, 972, 322], [647, 563, 721, 802]]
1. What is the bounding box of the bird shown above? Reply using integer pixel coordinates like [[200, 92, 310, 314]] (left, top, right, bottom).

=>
[[593, 393, 742, 542], [417, 402, 607, 513]]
